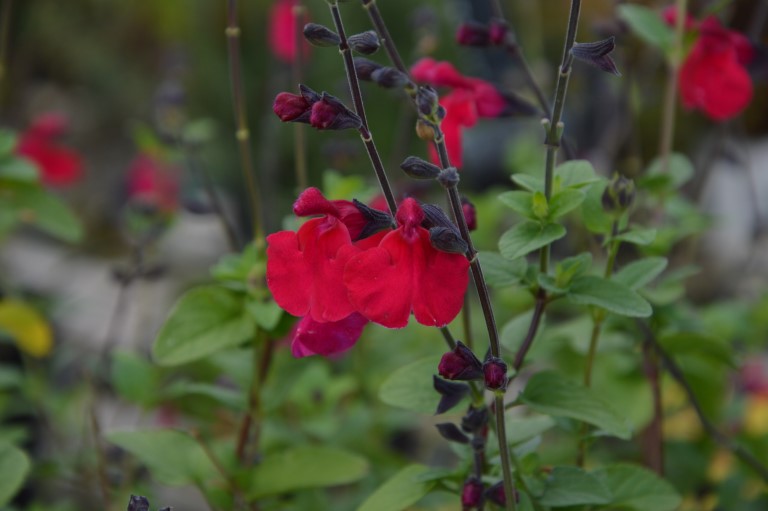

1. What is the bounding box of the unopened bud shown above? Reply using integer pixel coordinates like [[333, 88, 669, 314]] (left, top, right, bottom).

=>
[[456, 21, 490, 47], [435, 423, 470, 444], [485, 481, 518, 506], [572, 36, 621, 76], [601, 173, 635, 213], [438, 341, 483, 381], [303, 23, 341, 47], [273, 92, 312, 123], [348, 30, 380, 55], [353, 57, 383, 81], [461, 478, 484, 508], [429, 226, 468, 254], [416, 85, 440, 117], [370, 67, 409, 88], [489, 19, 509, 45], [461, 405, 488, 433], [461, 197, 477, 231], [483, 357, 508, 390], [415, 120, 435, 141], [400, 155, 440, 179], [352, 199, 394, 240], [309, 94, 362, 130], [437, 167, 460, 189]]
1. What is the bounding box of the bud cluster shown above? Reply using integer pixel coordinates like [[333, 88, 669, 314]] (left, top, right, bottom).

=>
[[273, 85, 362, 131]]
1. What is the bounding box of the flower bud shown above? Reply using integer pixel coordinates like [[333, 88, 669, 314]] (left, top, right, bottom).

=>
[[483, 357, 508, 390], [309, 94, 362, 130], [353, 57, 383, 81], [273, 92, 312, 123], [352, 199, 394, 240], [348, 30, 380, 55], [461, 405, 488, 433], [416, 85, 440, 117], [370, 66, 409, 88], [429, 226, 468, 254], [303, 23, 341, 47], [437, 167, 460, 189], [601, 173, 635, 214], [415, 119, 435, 141], [461, 478, 484, 508], [127, 496, 150, 511], [433, 375, 471, 414], [456, 21, 490, 47], [435, 423, 470, 444], [400, 155, 440, 179], [489, 20, 509, 45], [485, 481, 518, 506], [438, 341, 483, 381], [461, 197, 477, 231], [572, 36, 621, 76]]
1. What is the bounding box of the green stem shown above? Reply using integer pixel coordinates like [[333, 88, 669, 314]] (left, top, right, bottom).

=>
[[235, 330, 273, 463], [658, 0, 688, 173], [226, 0, 265, 247]]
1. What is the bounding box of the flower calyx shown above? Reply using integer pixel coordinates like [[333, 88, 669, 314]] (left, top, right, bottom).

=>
[[439, 341, 483, 381]]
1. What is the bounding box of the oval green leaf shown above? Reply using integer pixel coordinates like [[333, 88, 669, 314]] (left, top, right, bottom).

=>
[[379, 356, 445, 413], [357, 464, 434, 511], [539, 466, 611, 507], [567, 276, 652, 317], [0, 443, 31, 506], [499, 221, 566, 260]]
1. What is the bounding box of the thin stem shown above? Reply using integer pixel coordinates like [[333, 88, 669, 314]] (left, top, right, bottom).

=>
[[360, 0, 408, 75], [642, 339, 664, 475], [658, 0, 687, 172], [292, 2, 309, 191], [512, 290, 546, 371], [191, 430, 258, 511], [235, 330, 273, 463], [226, 0, 265, 246], [440, 326, 457, 350], [462, 294, 474, 351], [0, 0, 12, 91], [641, 322, 768, 483], [494, 394, 518, 511]]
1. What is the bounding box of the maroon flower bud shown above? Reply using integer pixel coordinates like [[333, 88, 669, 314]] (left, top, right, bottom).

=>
[[489, 20, 508, 46], [309, 94, 362, 130], [461, 197, 477, 231], [461, 478, 484, 508], [273, 92, 312, 123], [483, 357, 508, 390], [439, 341, 483, 381], [485, 481, 517, 506], [456, 21, 490, 47]]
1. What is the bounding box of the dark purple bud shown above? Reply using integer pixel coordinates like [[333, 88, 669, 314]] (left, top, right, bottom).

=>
[[354, 57, 383, 81], [461, 405, 489, 433], [352, 199, 394, 240], [437, 167, 460, 189], [435, 423, 470, 444], [483, 357, 508, 390], [572, 36, 621, 76], [489, 19, 509, 46], [348, 30, 380, 55], [309, 94, 362, 130], [461, 197, 477, 231], [401, 155, 440, 179], [456, 21, 490, 47], [421, 203, 456, 230], [416, 86, 440, 117], [433, 375, 471, 414], [273, 92, 312, 123], [371, 67, 410, 88], [485, 481, 518, 506], [601, 173, 635, 213], [430, 227, 468, 254], [127, 495, 150, 511], [439, 341, 483, 381], [299, 83, 322, 103], [461, 478, 485, 508], [303, 23, 341, 47]]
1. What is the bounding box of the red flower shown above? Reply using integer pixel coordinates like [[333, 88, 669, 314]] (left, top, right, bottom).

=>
[[344, 198, 469, 328], [268, 0, 310, 64], [410, 58, 512, 167], [16, 113, 83, 187], [127, 154, 180, 212], [266, 188, 365, 322], [664, 8, 754, 121], [290, 313, 368, 358]]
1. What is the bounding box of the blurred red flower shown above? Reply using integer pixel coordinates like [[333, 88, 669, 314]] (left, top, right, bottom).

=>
[[268, 0, 310, 64], [16, 114, 83, 187], [289, 313, 368, 358], [126, 154, 180, 213]]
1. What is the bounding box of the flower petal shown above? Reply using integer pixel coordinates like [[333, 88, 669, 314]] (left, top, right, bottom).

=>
[[290, 313, 368, 358]]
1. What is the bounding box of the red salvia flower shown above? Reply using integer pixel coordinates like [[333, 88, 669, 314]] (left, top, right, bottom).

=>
[[664, 7, 754, 121], [266, 188, 363, 323], [126, 153, 180, 213], [268, 0, 310, 64], [290, 312, 368, 358], [344, 198, 469, 328], [16, 113, 83, 187]]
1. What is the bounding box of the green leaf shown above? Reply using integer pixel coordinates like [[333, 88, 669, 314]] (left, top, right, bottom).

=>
[[555, 252, 593, 288], [106, 429, 219, 485], [357, 465, 434, 511], [111, 351, 160, 407], [0, 130, 17, 156], [520, 371, 631, 439], [245, 299, 283, 331], [658, 331, 735, 368], [505, 415, 556, 445], [247, 446, 368, 498], [641, 152, 695, 191], [0, 182, 82, 242], [618, 4, 674, 55], [163, 380, 246, 410], [614, 228, 657, 246], [211, 244, 261, 290], [152, 285, 255, 366], [548, 189, 586, 219], [499, 221, 566, 260], [580, 180, 612, 234], [539, 466, 611, 507], [511, 173, 543, 193], [499, 190, 534, 218], [0, 158, 39, 183], [554, 160, 600, 189], [594, 464, 681, 511], [379, 356, 448, 413], [567, 276, 652, 317], [0, 443, 31, 507], [478, 251, 526, 287], [612, 257, 668, 290]]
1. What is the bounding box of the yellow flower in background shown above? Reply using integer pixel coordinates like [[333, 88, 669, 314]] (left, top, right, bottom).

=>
[[744, 395, 768, 437], [0, 300, 53, 357]]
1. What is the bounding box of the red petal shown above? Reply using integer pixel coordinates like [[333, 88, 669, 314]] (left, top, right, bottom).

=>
[[411, 58, 472, 89], [268, 0, 310, 63], [266, 217, 358, 322], [290, 313, 368, 358], [293, 187, 339, 217], [16, 136, 83, 187], [470, 80, 507, 118]]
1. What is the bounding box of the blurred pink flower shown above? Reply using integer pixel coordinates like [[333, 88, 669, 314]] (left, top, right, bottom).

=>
[[16, 113, 83, 187]]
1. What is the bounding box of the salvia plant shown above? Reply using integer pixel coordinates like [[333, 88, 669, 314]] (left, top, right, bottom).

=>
[[1, 0, 768, 510]]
